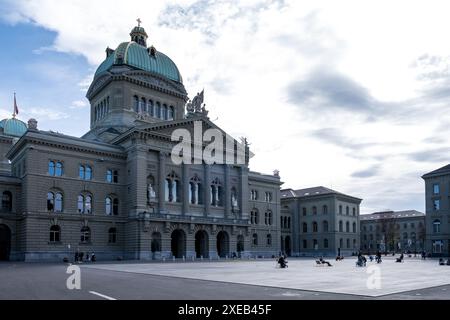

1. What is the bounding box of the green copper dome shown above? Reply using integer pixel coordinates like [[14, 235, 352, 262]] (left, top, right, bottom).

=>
[[0, 117, 27, 137], [95, 41, 183, 83]]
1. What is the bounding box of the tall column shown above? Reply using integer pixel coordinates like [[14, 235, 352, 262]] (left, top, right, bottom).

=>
[[182, 163, 189, 215], [130, 144, 147, 215], [158, 152, 166, 213], [204, 164, 210, 217], [224, 165, 231, 218]]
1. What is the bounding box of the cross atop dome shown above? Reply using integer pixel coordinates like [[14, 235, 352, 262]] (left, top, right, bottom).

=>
[[137, 18, 142, 27]]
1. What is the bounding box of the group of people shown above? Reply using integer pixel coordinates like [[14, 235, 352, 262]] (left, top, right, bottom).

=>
[[356, 251, 382, 267], [74, 250, 96, 263]]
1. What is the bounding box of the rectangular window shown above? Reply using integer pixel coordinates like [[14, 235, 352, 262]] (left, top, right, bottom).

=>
[[433, 199, 440, 211], [433, 184, 440, 195]]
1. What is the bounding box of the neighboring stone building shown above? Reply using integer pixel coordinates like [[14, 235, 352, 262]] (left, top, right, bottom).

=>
[[360, 210, 425, 254], [0, 23, 283, 261], [422, 164, 450, 256], [280, 186, 362, 257]]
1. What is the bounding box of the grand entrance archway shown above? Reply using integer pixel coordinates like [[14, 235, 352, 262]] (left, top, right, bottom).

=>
[[285, 236, 291, 257], [195, 230, 209, 258], [171, 229, 186, 258], [217, 231, 229, 258], [0, 224, 11, 261]]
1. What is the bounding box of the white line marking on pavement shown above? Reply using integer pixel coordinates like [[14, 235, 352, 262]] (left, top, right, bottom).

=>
[[89, 291, 117, 300]]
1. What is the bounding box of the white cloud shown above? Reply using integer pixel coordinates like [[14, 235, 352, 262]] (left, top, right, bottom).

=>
[[2, 0, 450, 213], [70, 100, 88, 109]]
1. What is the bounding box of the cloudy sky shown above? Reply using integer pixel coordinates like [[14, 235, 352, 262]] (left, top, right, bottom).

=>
[[1, 0, 450, 214]]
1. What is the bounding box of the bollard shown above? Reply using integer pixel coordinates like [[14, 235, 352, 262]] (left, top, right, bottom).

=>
[[183, 256, 186, 262], [173, 256, 175, 261], [201, 255, 203, 261]]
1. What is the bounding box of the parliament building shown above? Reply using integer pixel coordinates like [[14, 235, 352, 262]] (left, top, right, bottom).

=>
[[0, 23, 364, 262]]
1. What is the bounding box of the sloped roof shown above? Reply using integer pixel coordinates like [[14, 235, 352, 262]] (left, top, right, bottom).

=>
[[422, 164, 450, 179]]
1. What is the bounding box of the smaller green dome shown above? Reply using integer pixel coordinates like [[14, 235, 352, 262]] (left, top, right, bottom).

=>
[[0, 117, 27, 137]]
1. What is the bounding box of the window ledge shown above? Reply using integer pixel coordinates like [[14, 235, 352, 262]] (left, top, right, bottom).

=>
[[48, 241, 63, 245]]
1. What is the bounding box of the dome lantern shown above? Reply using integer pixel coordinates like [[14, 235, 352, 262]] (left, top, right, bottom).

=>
[[130, 18, 148, 47]]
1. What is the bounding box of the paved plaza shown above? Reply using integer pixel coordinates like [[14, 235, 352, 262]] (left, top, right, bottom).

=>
[[83, 256, 450, 297], [1, 256, 450, 299]]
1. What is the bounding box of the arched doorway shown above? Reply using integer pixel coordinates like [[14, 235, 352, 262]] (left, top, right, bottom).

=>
[[195, 230, 209, 258], [285, 236, 291, 257], [237, 235, 244, 257], [217, 231, 229, 258], [171, 229, 186, 258], [151, 232, 161, 260], [281, 236, 285, 253], [0, 224, 11, 261]]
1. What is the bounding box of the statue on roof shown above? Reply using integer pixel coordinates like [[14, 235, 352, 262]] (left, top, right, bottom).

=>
[[187, 90, 209, 117]]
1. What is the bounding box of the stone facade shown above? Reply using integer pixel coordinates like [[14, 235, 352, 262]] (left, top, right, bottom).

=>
[[280, 187, 361, 257], [360, 210, 425, 254], [422, 164, 450, 256], [0, 24, 283, 262]]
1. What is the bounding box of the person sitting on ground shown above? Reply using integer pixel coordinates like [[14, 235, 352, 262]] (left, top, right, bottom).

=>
[[319, 257, 332, 266], [439, 258, 445, 266], [396, 253, 404, 263], [277, 255, 288, 268]]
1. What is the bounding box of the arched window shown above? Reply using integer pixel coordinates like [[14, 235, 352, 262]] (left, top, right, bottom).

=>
[[106, 169, 113, 183], [352, 222, 357, 233], [324, 238, 329, 248], [79, 165, 85, 179], [155, 102, 161, 118], [105, 197, 112, 215], [280, 216, 283, 228], [140, 98, 146, 113], [370, 234, 374, 241], [133, 95, 139, 113], [252, 233, 258, 246], [55, 192, 63, 212], [433, 220, 441, 233], [346, 206, 349, 215], [313, 221, 318, 232], [80, 226, 91, 243], [162, 104, 168, 120], [339, 221, 343, 232], [85, 166, 92, 180], [1, 191, 12, 212], [313, 239, 318, 249], [210, 178, 222, 207], [339, 205, 343, 214], [302, 207, 307, 216], [287, 217, 290, 228], [352, 207, 356, 216], [323, 220, 329, 232], [168, 106, 174, 120], [312, 206, 317, 215], [353, 239, 356, 248], [165, 172, 180, 203], [47, 192, 54, 211], [77, 194, 92, 214], [48, 161, 55, 175], [148, 100, 154, 116], [346, 221, 350, 232], [302, 222, 308, 233], [189, 175, 202, 205], [322, 205, 328, 214], [251, 208, 259, 224], [339, 238, 343, 248], [108, 228, 117, 244], [55, 162, 63, 176], [346, 238, 350, 248], [231, 187, 239, 213], [265, 210, 273, 225], [50, 225, 61, 242], [403, 232, 408, 240], [267, 234, 272, 246], [47, 192, 63, 212]]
